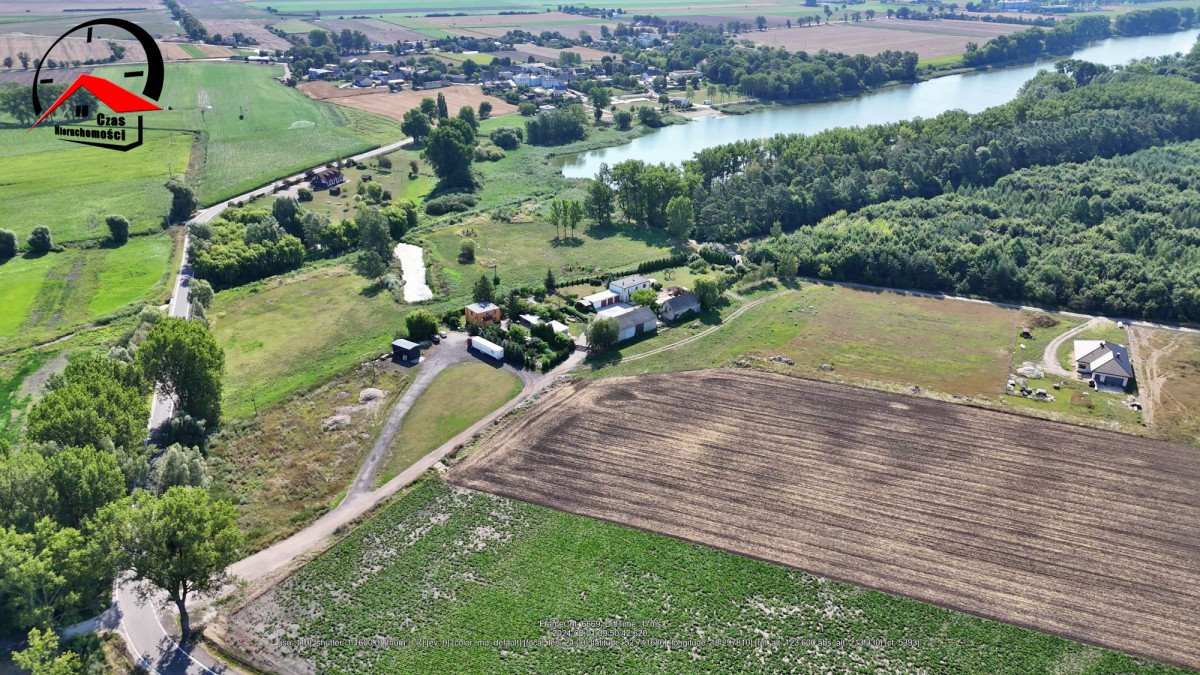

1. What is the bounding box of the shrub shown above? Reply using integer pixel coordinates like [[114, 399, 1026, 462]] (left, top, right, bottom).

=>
[[424, 193, 479, 215], [27, 226, 52, 253], [489, 127, 522, 150], [378, 155, 393, 170], [405, 309, 439, 340], [105, 215, 130, 244], [587, 317, 619, 351], [0, 229, 16, 258], [459, 238, 476, 262], [297, 187, 313, 202], [614, 109, 633, 130], [698, 244, 735, 266], [474, 140, 505, 162]]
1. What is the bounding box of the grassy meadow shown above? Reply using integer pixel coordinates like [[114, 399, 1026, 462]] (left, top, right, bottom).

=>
[[0, 128, 192, 244], [207, 263, 413, 418], [227, 477, 1184, 674], [0, 232, 177, 351], [375, 361, 521, 486]]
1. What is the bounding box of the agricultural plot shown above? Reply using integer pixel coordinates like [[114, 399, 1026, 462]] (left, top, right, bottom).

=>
[[126, 61, 403, 205], [513, 42, 612, 62], [747, 19, 1025, 59], [450, 369, 1200, 670], [0, 10, 177, 37], [308, 17, 429, 43], [0, 126, 192, 244], [226, 477, 1187, 674], [1130, 327, 1200, 446], [202, 19, 293, 50], [300, 83, 516, 123], [0, 232, 177, 351], [0, 33, 122, 65]]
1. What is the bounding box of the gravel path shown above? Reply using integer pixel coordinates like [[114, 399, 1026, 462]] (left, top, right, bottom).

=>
[[1041, 317, 1105, 378]]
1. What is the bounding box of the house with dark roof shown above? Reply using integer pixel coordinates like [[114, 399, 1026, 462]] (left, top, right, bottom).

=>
[[1074, 340, 1135, 389], [659, 291, 700, 322], [310, 168, 345, 190]]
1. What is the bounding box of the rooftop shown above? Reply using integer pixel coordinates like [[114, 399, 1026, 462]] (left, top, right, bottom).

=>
[[466, 301, 498, 313]]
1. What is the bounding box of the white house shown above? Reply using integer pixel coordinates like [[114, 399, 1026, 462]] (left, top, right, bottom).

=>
[[579, 289, 620, 311], [1074, 340, 1135, 389], [609, 275, 655, 302]]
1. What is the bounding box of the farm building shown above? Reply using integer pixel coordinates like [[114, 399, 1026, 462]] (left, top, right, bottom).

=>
[[517, 313, 542, 329], [659, 291, 700, 322], [610, 306, 658, 342], [310, 168, 344, 190], [1074, 341, 1135, 389], [578, 289, 620, 312], [307, 67, 334, 80], [468, 336, 505, 360], [465, 302, 501, 327], [609, 275, 655, 302], [391, 339, 420, 362]]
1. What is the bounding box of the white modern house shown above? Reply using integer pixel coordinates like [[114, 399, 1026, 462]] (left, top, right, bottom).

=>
[[1074, 340, 1135, 389], [609, 275, 655, 302]]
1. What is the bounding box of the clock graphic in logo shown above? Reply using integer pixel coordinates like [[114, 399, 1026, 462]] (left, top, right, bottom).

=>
[[28, 18, 165, 151]]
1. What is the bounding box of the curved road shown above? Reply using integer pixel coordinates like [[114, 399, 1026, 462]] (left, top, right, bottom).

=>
[[1042, 317, 1106, 378]]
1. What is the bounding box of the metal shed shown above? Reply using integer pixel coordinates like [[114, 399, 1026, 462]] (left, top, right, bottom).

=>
[[392, 339, 420, 362]]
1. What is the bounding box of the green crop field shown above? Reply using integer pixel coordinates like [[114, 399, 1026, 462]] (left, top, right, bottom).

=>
[[0, 232, 177, 352], [0, 128, 193, 245], [227, 477, 1183, 674], [106, 61, 404, 206], [179, 43, 208, 59], [376, 361, 521, 486], [208, 263, 413, 418]]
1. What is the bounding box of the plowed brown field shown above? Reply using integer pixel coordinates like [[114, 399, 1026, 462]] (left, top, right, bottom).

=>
[[449, 369, 1200, 669]]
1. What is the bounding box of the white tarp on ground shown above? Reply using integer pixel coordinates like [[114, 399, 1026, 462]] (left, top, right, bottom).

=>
[[393, 243, 433, 302]]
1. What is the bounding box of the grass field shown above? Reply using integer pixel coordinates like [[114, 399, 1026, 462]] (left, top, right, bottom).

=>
[[117, 61, 404, 205], [208, 263, 412, 419], [0, 128, 192, 244], [0, 349, 53, 443], [451, 369, 1200, 670], [209, 365, 413, 551], [375, 361, 521, 486], [0, 232, 177, 351], [226, 476, 1188, 673]]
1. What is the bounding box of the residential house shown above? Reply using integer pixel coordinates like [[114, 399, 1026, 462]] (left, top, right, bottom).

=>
[[307, 67, 334, 80], [659, 291, 700, 322], [612, 306, 658, 342], [1074, 340, 1135, 389], [609, 275, 655, 302], [465, 302, 502, 327], [310, 168, 345, 190]]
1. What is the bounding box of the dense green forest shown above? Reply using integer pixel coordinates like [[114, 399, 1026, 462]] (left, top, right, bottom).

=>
[[589, 46, 1200, 321], [746, 143, 1200, 320]]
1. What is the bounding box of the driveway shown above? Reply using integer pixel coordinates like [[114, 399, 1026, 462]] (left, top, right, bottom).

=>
[[1042, 317, 1105, 378]]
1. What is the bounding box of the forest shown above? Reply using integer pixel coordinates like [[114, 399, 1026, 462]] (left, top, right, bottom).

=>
[[746, 143, 1200, 321], [589, 47, 1200, 321]]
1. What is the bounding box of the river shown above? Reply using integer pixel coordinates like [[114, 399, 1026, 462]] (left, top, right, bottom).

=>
[[556, 28, 1200, 178]]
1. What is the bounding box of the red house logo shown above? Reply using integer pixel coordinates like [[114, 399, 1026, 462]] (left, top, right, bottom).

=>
[[29, 18, 165, 151]]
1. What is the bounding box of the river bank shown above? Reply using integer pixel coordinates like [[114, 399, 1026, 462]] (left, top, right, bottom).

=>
[[557, 27, 1200, 178]]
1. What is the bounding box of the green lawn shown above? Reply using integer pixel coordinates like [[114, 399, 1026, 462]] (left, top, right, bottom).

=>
[[0, 233, 177, 352], [0, 128, 193, 245], [208, 263, 413, 418], [0, 349, 53, 444], [229, 477, 1185, 674], [179, 44, 208, 59], [375, 361, 521, 486]]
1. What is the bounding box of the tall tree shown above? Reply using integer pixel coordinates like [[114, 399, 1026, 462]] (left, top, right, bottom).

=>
[[587, 317, 619, 351], [102, 487, 242, 641], [401, 109, 432, 142], [589, 86, 611, 122], [46, 446, 125, 529], [12, 627, 81, 675], [137, 319, 224, 425], [435, 92, 449, 119], [424, 117, 476, 187], [584, 168, 616, 229], [666, 195, 694, 239], [356, 206, 394, 261], [105, 214, 130, 244], [472, 273, 495, 303], [544, 268, 557, 293], [457, 105, 478, 131]]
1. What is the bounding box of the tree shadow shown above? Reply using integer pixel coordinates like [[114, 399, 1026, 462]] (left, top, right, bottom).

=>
[[360, 281, 386, 297], [549, 236, 583, 248]]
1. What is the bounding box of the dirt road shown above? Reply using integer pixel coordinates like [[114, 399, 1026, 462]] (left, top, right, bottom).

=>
[[1041, 317, 1105, 378]]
